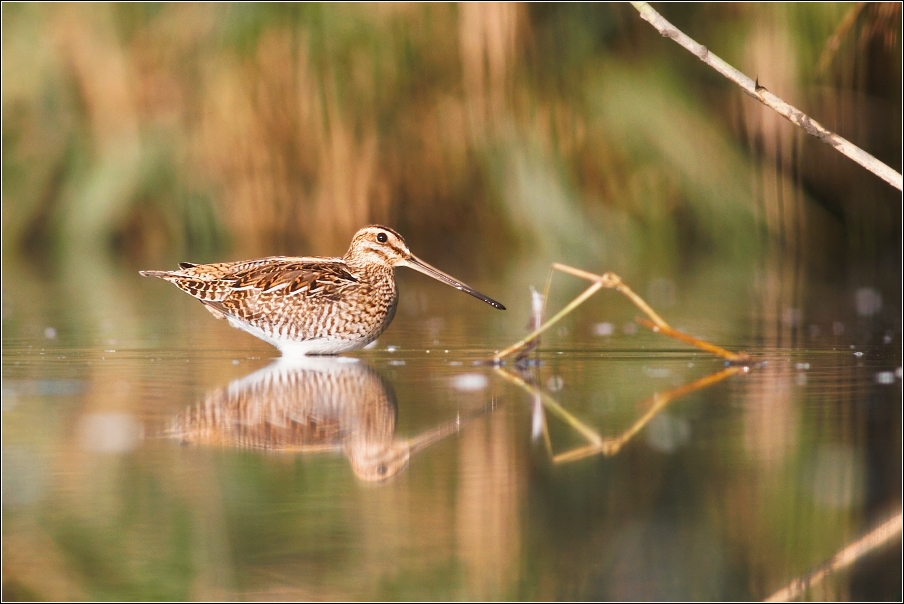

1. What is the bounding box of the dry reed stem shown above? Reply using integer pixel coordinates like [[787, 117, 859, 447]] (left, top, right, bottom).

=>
[[494, 262, 746, 362], [631, 2, 903, 191], [493, 279, 606, 360], [764, 511, 903, 601], [551, 263, 671, 329], [635, 318, 750, 363]]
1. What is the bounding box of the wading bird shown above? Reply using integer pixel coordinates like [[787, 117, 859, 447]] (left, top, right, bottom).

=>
[[141, 225, 505, 355]]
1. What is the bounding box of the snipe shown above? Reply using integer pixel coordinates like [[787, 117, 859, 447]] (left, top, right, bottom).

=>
[[140, 225, 505, 355]]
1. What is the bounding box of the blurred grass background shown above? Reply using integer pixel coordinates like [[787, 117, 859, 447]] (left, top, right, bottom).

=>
[[3, 3, 899, 273], [2, 5, 902, 600]]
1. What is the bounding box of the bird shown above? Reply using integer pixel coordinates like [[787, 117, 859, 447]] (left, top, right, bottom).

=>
[[167, 357, 487, 481], [140, 225, 505, 355]]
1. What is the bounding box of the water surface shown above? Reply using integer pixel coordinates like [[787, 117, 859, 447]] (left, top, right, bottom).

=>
[[2, 270, 900, 600]]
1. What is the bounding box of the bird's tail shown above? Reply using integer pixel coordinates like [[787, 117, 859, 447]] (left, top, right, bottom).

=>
[[139, 270, 176, 279]]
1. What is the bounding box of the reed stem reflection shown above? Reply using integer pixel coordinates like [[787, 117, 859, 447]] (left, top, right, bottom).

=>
[[498, 364, 744, 462]]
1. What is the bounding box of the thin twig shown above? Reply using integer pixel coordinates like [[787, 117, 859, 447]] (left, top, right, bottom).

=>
[[494, 279, 606, 360], [631, 2, 902, 191], [495, 263, 746, 362], [635, 317, 749, 363], [515, 285, 547, 362], [551, 263, 671, 329], [764, 511, 903, 601]]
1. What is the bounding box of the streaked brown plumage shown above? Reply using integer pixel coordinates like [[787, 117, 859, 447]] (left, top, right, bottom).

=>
[[141, 225, 505, 355]]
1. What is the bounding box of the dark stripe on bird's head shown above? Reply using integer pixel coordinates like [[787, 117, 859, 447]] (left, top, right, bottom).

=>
[[367, 225, 405, 242]]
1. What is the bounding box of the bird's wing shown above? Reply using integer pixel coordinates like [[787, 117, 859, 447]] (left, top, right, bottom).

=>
[[227, 258, 360, 299]]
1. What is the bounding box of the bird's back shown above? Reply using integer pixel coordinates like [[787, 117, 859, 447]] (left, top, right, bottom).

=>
[[141, 256, 398, 354]]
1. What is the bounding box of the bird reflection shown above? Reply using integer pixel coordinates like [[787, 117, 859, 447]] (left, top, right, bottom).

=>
[[168, 357, 481, 481]]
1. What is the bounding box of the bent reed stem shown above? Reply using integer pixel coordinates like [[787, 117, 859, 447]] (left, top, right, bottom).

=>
[[494, 263, 747, 363]]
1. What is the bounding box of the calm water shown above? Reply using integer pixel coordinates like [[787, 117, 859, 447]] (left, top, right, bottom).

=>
[[2, 263, 901, 601], [3, 3, 900, 600]]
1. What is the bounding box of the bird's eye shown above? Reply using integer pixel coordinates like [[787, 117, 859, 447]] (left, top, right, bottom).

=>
[[377, 232, 388, 243]]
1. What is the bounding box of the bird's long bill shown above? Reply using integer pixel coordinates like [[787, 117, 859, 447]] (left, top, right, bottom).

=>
[[403, 255, 506, 310], [407, 407, 492, 456]]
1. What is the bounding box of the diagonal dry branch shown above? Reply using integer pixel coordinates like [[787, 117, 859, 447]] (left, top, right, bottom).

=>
[[764, 511, 903, 601], [631, 2, 903, 191]]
